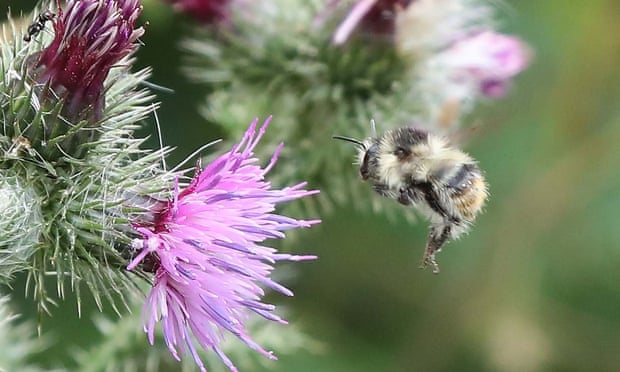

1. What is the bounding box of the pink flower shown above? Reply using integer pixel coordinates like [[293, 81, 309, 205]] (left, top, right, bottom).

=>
[[127, 117, 320, 371], [437, 31, 532, 98], [35, 0, 145, 121]]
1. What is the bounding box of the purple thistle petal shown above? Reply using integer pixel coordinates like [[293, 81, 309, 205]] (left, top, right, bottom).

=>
[[273, 253, 319, 262], [239, 300, 276, 312], [183, 238, 205, 251], [129, 117, 320, 371], [246, 307, 287, 324], [213, 347, 239, 372], [212, 239, 255, 254], [333, 0, 378, 45], [231, 225, 285, 239], [175, 263, 195, 280]]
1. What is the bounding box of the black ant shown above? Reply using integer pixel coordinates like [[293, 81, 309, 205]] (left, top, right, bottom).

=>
[[23, 10, 55, 42]]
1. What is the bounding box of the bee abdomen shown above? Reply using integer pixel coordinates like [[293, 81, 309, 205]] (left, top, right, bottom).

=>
[[452, 176, 488, 220], [446, 163, 478, 192]]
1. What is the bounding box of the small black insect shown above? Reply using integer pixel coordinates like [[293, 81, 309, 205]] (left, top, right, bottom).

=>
[[23, 11, 55, 42]]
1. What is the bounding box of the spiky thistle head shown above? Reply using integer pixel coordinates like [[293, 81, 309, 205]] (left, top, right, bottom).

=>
[[1, 2, 172, 314], [31, 0, 145, 122], [127, 117, 319, 371]]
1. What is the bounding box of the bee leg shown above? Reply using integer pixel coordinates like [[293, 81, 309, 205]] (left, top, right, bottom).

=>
[[372, 182, 399, 200], [419, 224, 451, 274], [397, 187, 414, 205], [397, 185, 424, 206], [372, 183, 388, 193]]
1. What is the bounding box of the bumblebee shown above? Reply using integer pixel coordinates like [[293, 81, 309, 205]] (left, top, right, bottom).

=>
[[335, 126, 488, 273]]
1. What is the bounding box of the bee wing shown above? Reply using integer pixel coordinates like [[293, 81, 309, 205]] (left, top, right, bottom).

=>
[[442, 118, 505, 148], [435, 99, 505, 147]]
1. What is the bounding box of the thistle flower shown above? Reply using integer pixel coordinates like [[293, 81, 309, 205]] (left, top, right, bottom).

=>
[[395, 0, 492, 59], [164, 0, 232, 24], [414, 30, 531, 119], [393, 0, 530, 120], [127, 117, 320, 371], [437, 31, 532, 98], [329, 0, 413, 45], [33, 0, 145, 121]]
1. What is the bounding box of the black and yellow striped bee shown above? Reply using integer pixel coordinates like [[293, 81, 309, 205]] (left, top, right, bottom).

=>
[[335, 126, 488, 273]]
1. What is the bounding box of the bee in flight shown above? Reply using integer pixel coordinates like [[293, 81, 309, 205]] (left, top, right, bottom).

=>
[[334, 126, 488, 273], [23, 10, 55, 42]]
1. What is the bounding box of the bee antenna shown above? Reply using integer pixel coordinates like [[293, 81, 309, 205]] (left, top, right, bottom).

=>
[[370, 119, 377, 136], [332, 135, 366, 150]]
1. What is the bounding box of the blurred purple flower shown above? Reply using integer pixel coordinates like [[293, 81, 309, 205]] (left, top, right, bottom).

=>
[[326, 0, 413, 45], [35, 0, 145, 121], [438, 31, 532, 98], [164, 0, 231, 24], [127, 117, 320, 371]]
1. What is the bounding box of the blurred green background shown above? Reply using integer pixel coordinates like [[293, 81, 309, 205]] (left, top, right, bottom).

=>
[[3, 0, 620, 371]]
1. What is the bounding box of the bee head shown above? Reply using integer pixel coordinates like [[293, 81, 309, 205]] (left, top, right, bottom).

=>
[[372, 127, 431, 185], [333, 135, 376, 181], [359, 142, 379, 181], [334, 127, 430, 183], [384, 127, 429, 160]]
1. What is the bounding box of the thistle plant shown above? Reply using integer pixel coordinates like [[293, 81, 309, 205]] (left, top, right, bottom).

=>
[[1, 0, 167, 314], [2, 1, 320, 371], [181, 0, 531, 215]]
